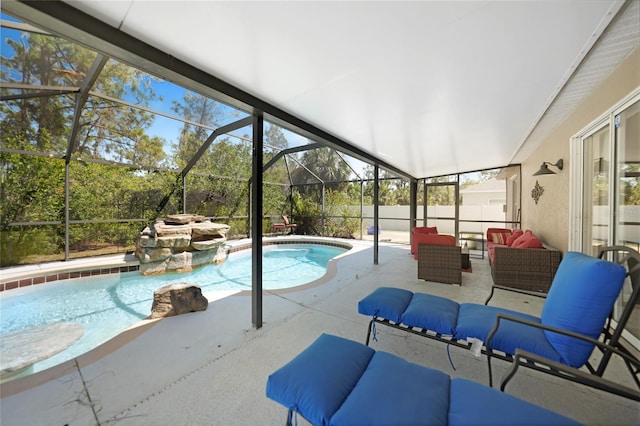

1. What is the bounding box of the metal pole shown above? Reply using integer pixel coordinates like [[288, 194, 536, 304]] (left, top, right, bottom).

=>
[[454, 180, 460, 244], [410, 179, 417, 250], [64, 163, 70, 261], [247, 180, 252, 237], [360, 179, 364, 240], [251, 112, 264, 329], [374, 164, 379, 265], [321, 184, 326, 236], [182, 175, 187, 214]]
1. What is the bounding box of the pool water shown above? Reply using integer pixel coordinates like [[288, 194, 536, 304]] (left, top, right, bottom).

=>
[[0, 244, 346, 376]]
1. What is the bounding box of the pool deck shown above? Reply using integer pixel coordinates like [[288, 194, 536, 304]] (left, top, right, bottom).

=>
[[1, 239, 639, 425]]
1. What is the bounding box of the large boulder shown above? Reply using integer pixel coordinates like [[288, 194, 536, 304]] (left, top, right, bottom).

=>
[[150, 283, 208, 319]]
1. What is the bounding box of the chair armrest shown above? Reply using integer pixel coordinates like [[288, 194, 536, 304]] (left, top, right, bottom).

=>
[[486, 313, 605, 353], [487, 313, 640, 389], [501, 348, 640, 402]]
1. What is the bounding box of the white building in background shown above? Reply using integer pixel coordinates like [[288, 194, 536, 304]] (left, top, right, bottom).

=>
[[460, 178, 506, 206]]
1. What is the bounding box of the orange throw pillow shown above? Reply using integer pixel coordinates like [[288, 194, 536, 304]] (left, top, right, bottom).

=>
[[491, 232, 511, 245]]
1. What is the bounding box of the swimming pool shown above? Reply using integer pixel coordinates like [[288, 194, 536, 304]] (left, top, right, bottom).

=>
[[0, 243, 348, 378]]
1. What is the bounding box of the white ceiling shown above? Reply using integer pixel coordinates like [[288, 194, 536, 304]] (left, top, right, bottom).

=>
[[31, 1, 638, 177]]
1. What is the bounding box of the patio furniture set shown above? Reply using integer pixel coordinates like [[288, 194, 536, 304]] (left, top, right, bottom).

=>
[[410, 226, 562, 296], [267, 243, 640, 425]]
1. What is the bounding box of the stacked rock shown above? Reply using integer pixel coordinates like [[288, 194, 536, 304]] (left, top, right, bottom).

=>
[[136, 214, 230, 275]]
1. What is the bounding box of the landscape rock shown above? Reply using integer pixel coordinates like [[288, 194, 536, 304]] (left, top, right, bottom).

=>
[[191, 222, 230, 237], [164, 214, 195, 225], [154, 223, 193, 237], [192, 237, 227, 251], [164, 214, 205, 225], [137, 235, 157, 248], [155, 235, 192, 248], [150, 283, 208, 319], [136, 247, 172, 264]]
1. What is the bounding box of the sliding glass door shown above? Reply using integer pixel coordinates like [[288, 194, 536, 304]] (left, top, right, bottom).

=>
[[614, 100, 640, 342], [581, 124, 611, 256], [573, 91, 639, 347], [614, 100, 640, 252]]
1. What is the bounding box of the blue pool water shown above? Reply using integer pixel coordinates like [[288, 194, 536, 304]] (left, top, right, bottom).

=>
[[0, 244, 347, 376]]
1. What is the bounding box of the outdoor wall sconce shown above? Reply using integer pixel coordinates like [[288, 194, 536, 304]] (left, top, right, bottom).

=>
[[533, 159, 563, 176]]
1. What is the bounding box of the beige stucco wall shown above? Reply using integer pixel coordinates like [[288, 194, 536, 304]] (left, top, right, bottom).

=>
[[521, 47, 640, 252]]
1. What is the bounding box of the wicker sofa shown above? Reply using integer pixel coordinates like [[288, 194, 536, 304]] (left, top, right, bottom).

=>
[[487, 228, 562, 295]]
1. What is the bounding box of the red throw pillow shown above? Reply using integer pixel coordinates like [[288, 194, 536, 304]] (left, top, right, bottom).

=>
[[511, 230, 531, 247], [520, 235, 543, 248], [506, 229, 524, 246]]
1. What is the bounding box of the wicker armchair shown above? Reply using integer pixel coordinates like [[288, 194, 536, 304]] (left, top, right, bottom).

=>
[[418, 243, 462, 285]]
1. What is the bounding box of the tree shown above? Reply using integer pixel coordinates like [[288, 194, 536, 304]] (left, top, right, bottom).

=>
[[292, 147, 351, 184], [172, 93, 220, 169], [1, 33, 73, 151], [262, 124, 293, 216], [363, 166, 411, 205], [264, 124, 288, 150], [1, 29, 167, 264]]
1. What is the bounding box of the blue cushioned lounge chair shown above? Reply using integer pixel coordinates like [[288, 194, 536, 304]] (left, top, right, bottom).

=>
[[267, 334, 588, 426], [358, 248, 640, 389]]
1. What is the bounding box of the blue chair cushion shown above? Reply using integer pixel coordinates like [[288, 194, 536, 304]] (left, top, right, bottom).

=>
[[541, 251, 626, 367], [358, 287, 413, 322], [331, 351, 450, 426], [400, 293, 460, 335], [266, 334, 374, 425], [448, 378, 580, 425], [456, 304, 562, 362]]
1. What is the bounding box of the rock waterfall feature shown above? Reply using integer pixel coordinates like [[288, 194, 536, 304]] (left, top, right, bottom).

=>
[[135, 214, 229, 275]]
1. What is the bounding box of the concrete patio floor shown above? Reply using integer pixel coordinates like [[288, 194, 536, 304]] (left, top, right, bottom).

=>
[[1, 240, 639, 425]]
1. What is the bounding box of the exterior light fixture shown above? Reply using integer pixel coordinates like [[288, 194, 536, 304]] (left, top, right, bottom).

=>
[[533, 159, 563, 176]]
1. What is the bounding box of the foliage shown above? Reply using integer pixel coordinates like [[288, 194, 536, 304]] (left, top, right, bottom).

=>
[[291, 191, 322, 235], [323, 190, 360, 238], [1, 138, 65, 225], [290, 189, 360, 238], [1, 225, 64, 266], [620, 163, 640, 206], [291, 147, 351, 190], [363, 166, 411, 205]]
